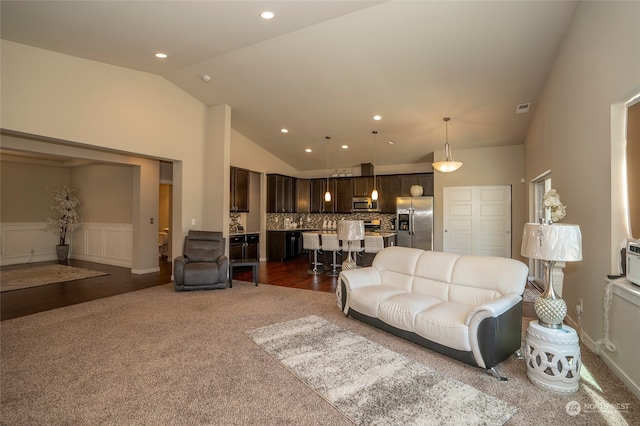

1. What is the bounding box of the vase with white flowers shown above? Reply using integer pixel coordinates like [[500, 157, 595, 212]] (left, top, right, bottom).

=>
[[45, 185, 80, 261], [543, 188, 566, 223]]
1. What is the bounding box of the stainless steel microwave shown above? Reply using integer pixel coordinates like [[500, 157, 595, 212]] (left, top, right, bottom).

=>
[[352, 197, 379, 212]]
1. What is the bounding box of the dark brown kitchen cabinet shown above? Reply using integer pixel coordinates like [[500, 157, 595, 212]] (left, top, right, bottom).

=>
[[296, 178, 310, 213], [267, 174, 296, 213], [310, 178, 335, 213], [267, 231, 302, 261], [397, 173, 434, 197], [230, 167, 250, 212], [377, 175, 399, 213], [335, 178, 353, 213], [352, 176, 374, 197], [230, 233, 259, 260]]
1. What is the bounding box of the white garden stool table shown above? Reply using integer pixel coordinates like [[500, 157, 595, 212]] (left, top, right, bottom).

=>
[[524, 320, 581, 394]]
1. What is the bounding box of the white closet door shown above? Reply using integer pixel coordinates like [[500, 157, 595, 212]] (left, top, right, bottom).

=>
[[443, 185, 511, 257]]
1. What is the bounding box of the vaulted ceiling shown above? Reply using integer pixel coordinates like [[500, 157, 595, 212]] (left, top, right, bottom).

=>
[[1, 1, 578, 172]]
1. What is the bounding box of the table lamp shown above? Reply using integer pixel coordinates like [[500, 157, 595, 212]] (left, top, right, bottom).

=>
[[338, 220, 364, 270], [521, 223, 583, 329]]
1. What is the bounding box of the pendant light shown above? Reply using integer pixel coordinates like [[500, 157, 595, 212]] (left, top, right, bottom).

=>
[[371, 130, 379, 201], [324, 136, 332, 202], [432, 117, 463, 173]]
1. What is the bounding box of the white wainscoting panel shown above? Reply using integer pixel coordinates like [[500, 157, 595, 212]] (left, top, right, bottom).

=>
[[0, 223, 59, 265], [73, 223, 133, 268], [1, 222, 133, 267]]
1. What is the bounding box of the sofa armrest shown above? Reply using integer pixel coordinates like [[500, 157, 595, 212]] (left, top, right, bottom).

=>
[[463, 294, 522, 325], [339, 267, 382, 291]]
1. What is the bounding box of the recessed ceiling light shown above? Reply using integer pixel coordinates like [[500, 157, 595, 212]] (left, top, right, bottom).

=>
[[260, 11, 274, 20], [201, 75, 211, 82], [305, 148, 312, 153], [373, 115, 382, 121], [341, 145, 349, 149], [155, 52, 168, 59], [388, 140, 396, 145], [280, 128, 288, 133]]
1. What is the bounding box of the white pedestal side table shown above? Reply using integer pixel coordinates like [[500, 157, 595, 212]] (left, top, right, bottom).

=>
[[524, 320, 581, 394]]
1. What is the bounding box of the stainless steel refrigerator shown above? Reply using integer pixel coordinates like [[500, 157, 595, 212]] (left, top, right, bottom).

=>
[[396, 196, 433, 250]]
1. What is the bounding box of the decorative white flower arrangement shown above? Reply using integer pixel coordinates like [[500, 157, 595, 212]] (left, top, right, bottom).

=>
[[45, 185, 80, 246], [543, 188, 566, 223]]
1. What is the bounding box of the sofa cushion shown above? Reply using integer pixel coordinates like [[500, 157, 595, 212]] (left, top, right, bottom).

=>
[[373, 247, 424, 292], [348, 286, 406, 318], [378, 293, 442, 332], [414, 301, 473, 351], [449, 256, 527, 304]]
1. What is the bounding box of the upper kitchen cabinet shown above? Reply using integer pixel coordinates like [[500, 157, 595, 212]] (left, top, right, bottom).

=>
[[352, 176, 374, 197], [230, 167, 250, 212], [335, 178, 353, 213], [397, 173, 434, 197], [267, 174, 296, 213], [310, 178, 336, 213], [376, 175, 399, 213], [296, 178, 310, 213]]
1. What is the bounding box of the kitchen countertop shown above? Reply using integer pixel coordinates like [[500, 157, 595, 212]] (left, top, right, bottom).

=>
[[229, 230, 260, 236]]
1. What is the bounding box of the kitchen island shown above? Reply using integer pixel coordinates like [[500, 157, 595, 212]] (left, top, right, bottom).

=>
[[302, 230, 396, 270]]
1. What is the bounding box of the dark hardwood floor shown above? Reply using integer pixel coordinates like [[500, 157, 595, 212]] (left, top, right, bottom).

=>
[[1, 255, 535, 321]]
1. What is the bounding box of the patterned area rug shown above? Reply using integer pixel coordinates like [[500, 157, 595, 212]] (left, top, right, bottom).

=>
[[247, 315, 517, 425], [0, 264, 108, 292]]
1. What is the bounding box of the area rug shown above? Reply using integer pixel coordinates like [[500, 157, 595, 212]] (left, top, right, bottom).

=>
[[0, 264, 108, 292], [247, 315, 517, 425]]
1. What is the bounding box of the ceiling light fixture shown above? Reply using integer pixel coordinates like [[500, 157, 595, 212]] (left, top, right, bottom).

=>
[[305, 148, 312, 153], [388, 140, 396, 145], [155, 52, 168, 59], [341, 145, 348, 149], [280, 128, 289, 133], [260, 11, 274, 20], [371, 131, 379, 201], [373, 115, 382, 121], [201, 75, 211, 82], [432, 117, 463, 173], [325, 136, 332, 202]]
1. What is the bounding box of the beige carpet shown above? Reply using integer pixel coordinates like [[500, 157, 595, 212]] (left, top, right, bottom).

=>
[[0, 264, 108, 292], [1, 282, 638, 425]]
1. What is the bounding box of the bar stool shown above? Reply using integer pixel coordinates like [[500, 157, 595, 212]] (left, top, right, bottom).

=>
[[321, 233, 341, 276], [364, 236, 384, 254], [302, 233, 323, 275]]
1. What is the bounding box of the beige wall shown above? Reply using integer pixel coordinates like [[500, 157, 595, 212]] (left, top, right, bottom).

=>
[[432, 145, 525, 259], [72, 164, 133, 223], [0, 158, 71, 222], [0, 40, 219, 269], [523, 1, 640, 341]]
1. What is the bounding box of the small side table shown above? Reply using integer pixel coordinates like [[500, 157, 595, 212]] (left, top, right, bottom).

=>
[[524, 320, 581, 394], [229, 259, 259, 288]]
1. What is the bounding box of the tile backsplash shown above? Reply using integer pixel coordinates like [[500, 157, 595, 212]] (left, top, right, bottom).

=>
[[267, 212, 395, 230]]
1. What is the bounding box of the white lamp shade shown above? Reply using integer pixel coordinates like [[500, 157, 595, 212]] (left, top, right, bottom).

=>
[[338, 220, 365, 241], [521, 223, 583, 261]]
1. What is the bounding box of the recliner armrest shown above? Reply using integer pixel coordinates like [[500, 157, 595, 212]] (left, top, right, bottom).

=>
[[463, 294, 522, 325], [174, 256, 188, 285], [217, 254, 229, 283]]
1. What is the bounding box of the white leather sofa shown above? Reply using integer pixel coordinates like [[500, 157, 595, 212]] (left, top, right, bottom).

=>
[[337, 246, 528, 379]]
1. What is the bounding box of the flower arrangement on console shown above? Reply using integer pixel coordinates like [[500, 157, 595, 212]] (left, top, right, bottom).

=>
[[45, 185, 80, 246], [543, 188, 566, 223]]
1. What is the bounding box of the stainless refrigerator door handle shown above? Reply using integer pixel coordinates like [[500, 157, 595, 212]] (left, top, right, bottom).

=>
[[410, 210, 415, 235]]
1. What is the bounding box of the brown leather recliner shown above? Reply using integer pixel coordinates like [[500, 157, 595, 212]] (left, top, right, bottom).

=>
[[174, 231, 228, 291]]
